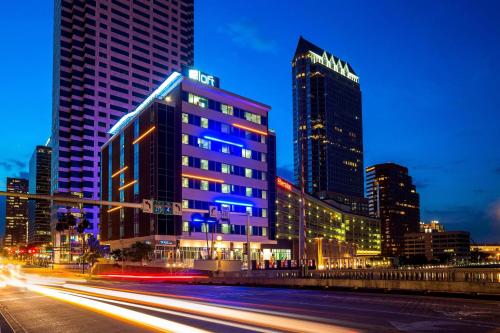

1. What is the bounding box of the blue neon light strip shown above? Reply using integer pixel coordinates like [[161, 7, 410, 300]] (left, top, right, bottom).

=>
[[203, 135, 244, 148], [192, 218, 205, 222], [108, 72, 183, 135], [214, 199, 253, 207]]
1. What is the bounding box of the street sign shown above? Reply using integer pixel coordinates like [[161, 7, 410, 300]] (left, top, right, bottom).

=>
[[142, 199, 152, 213], [221, 206, 230, 220], [209, 205, 218, 218]]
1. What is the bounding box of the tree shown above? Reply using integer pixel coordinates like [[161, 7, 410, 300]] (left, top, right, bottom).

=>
[[76, 216, 91, 258], [110, 249, 123, 262], [82, 235, 102, 277], [128, 242, 153, 262]]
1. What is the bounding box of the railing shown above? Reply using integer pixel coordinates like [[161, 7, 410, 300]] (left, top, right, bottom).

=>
[[224, 268, 500, 284]]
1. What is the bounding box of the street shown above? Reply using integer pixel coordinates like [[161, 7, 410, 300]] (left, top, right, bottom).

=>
[[0, 266, 499, 332]]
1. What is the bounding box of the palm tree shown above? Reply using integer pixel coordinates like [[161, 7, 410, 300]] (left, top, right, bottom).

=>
[[65, 209, 77, 263]]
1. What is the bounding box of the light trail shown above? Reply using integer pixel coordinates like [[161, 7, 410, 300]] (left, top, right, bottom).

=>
[[62, 284, 357, 333]]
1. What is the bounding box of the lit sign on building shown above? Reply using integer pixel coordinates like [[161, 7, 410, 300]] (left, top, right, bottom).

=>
[[186, 68, 220, 87], [276, 177, 293, 191]]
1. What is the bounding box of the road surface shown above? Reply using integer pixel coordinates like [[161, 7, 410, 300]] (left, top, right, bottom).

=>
[[0, 266, 499, 332]]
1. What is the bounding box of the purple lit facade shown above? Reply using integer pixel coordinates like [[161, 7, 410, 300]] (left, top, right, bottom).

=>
[[51, 0, 194, 237], [100, 71, 276, 262]]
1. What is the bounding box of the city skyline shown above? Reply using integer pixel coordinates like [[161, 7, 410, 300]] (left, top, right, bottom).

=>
[[0, 0, 499, 242]]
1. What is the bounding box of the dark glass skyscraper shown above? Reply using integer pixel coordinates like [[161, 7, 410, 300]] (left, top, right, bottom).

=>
[[28, 146, 52, 245], [366, 163, 420, 256], [292, 37, 364, 212], [51, 0, 194, 236], [4, 178, 29, 247]]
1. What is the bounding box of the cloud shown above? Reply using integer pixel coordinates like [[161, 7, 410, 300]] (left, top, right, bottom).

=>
[[0, 159, 26, 172], [218, 20, 277, 54]]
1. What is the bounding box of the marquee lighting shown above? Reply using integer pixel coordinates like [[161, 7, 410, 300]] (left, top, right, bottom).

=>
[[181, 174, 224, 183], [214, 199, 253, 207], [118, 180, 138, 191], [232, 123, 268, 136], [107, 206, 123, 213], [276, 177, 293, 191], [133, 126, 156, 144], [111, 166, 128, 178], [203, 135, 243, 148]]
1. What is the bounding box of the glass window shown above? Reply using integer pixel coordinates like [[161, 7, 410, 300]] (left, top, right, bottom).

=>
[[188, 93, 208, 108], [221, 145, 229, 154], [182, 134, 189, 144], [197, 138, 210, 149], [200, 159, 208, 170], [201, 223, 208, 233], [200, 180, 208, 191], [261, 153, 266, 162], [262, 208, 267, 218], [262, 227, 267, 237], [246, 206, 252, 216], [182, 177, 188, 188], [262, 190, 267, 199], [242, 149, 252, 159], [261, 172, 267, 181], [246, 187, 252, 197], [182, 200, 189, 208], [245, 168, 252, 178], [182, 113, 189, 123], [222, 184, 230, 193], [200, 117, 208, 128], [182, 221, 189, 232], [221, 124, 230, 133], [221, 164, 229, 174], [182, 156, 189, 166], [221, 224, 230, 234], [221, 104, 233, 115]]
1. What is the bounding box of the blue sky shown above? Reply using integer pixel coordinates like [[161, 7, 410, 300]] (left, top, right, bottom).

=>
[[0, 0, 499, 242]]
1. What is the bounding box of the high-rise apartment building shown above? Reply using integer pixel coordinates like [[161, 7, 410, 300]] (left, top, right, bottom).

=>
[[4, 178, 29, 247], [51, 0, 194, 235], [292, 37, 365, 213], [366, 163, 420, 256], [100, 69, 274, 263], [28, 146, 52, 245]]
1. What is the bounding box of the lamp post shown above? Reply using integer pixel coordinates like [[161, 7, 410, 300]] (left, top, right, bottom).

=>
[[246, 211, 251, 274]]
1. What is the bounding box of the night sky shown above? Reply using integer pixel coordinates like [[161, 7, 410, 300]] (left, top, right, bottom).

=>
[[0, 0, 499, 242]]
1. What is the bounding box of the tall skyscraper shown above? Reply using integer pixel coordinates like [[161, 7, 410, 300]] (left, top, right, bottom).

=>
[[366, 163, 420, 256], [4, 178, 29, 247], [292, 37, 365, 213], [28, 146, 52, 245], [51, 0, 194, 235]]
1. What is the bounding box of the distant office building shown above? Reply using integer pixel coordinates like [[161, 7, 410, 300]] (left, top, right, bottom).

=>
[[51, 0, 194, 236], [28, 146, 52, 245], [366, 163, 420, 256], [100, 70, 274, 263], [292, 37, 366, 213], [420, 220, 444, 233], [269, 177, 380, 268], [4, 178, 29, 247], [470, 244, 500, 262], [404, 230, 470, 262]]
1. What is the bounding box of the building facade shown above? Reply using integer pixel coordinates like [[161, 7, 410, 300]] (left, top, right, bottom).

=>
[[28, 146, 52, 245], [4, 178, 29, 248], [404, 230, 470, 262], [100, 70, 274, 263], [51, 0, 194, 236], [366, 163, 420, 256], [270, 177, 380, 268], [292, 37, 365, 213]]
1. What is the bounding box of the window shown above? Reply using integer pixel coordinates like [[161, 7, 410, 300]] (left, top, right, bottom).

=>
[[188, 93, 208, 108], [221, 164, 229, 174], [200, 117, 208, 128], [245, 168, 252, 178], [221, 145, 229, 154], [262, 208, 268, 218], [182, 221, 189, 232], [197, 138, 210, 149], [221, 124, 230, 133], [221, 184, 230, 193], [221, 224, 230, 234], [200, 180, 208, 191], [182, 134, 189, 144], [200, 159, 208, 170], [221, 104, 233, 115], [182, 156, 189, 166], [242, 149, 252, 159], [262, 190, 267, 199], [262, 227, 267, 236], [182, 200, 189, 208], [182, 177, 188, 188], [246, 187, 252, 197], [182, 113, 189, 123]]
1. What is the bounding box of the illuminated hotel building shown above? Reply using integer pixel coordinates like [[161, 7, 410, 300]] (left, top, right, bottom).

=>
[[4, 178, 29, 247], [51, 0, 194, 236], [28, 146, 52, 245], [292, 37, 366, 214], [366, 163, 420, 256], [100, 70, 275, 261], [269, 177, 380, 268]]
